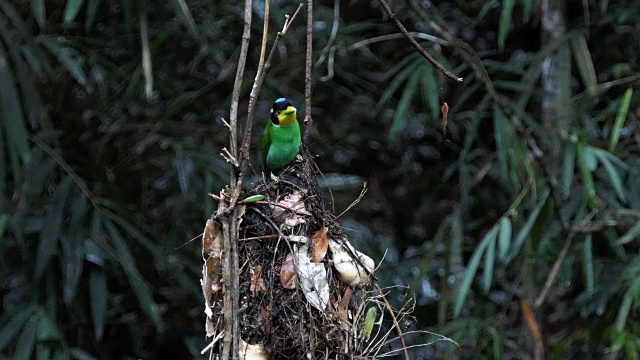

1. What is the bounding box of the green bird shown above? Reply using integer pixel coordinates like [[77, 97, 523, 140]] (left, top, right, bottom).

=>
[[261, 98, 301, 174]]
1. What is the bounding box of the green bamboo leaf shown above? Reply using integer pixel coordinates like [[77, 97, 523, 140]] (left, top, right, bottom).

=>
[[508, 189, 550, 261], [498, 0, 516, 51], [62, 207, 86, 306], [103, 220, 162, 329], [31, 0, 46, 29], [175, 150, 195, 197], [593, 148, 626, 202], [571, 34, 597, 97], [577, 142, 597, 207], [89, 268, 107, 340], [583, 234, 594, 297], [170, 0, 199, 38], [454, 227, 494, 317], [389, 72, 419, 140], [561, 144, 576, 199], [609, 88, 633, 152], [63, 0, 85, 24], [616, 222, 640, 246], [36, 176, 73, 278], [240, 194, 265, 204], [13, 314, 37, 360], [498, 217, 512, 262], [419, 63, 439, 121], [0, 41, 30, 169], [363, 306, 377, 341], [482, 226, 499, 293], [0, 306, 34, 351], [374, 60, 417, 117]]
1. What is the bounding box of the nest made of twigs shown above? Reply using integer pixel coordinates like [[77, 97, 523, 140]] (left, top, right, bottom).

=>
[[202, 148, 385, 359]]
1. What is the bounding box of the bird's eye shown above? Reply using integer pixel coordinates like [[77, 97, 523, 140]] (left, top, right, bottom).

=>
[[277, 111, 282, 115]]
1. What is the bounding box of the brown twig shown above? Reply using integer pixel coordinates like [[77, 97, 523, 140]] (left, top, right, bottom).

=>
[[303, 0, 314, 143], [376, 0, 462, 82], [374, 283, 410, 360], [520, 298, 544, 360]]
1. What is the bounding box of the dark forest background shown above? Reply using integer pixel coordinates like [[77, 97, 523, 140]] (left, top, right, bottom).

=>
[[1, 0, 639, 358]]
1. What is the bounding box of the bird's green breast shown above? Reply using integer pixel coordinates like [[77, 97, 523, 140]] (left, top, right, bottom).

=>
[[263, 121, 301, 173]]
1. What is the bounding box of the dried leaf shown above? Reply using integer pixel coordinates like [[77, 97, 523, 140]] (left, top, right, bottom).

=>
[[280, 253, 297, 289], [273, 191, 312, 229], [202, 218, 222, 256], [259, 304, 272, 334], [297, 245, 329, 312], [337, 287, 353, 330], [441, 102, 449, 136], [250, 265, 266, 296], [311, 227, 329, 263]]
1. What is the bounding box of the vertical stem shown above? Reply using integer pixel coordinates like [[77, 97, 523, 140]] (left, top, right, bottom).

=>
[[303, 0, 313, 143]]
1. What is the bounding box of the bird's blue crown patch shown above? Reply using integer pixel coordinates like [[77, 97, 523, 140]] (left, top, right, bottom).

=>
[[275, 97, 287, 103]]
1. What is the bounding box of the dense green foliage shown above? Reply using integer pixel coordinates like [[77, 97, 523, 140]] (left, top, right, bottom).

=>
[[1, 0, 639, 359]]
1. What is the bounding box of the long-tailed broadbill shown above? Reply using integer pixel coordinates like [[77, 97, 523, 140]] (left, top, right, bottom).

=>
[[261, 98, 301, 174]]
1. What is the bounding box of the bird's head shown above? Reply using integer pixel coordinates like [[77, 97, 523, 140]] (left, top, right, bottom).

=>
[[270, 98, 297, 127]]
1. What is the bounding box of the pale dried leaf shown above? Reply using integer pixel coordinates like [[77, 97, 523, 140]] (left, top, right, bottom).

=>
[[297, 245, 329, 312], [280, 253, 297, 289], [273, 191, 312, 229], [202, 218, 222, 255]]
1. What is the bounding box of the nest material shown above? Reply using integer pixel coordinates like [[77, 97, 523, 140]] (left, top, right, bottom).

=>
[[203, 148, 377, 359]]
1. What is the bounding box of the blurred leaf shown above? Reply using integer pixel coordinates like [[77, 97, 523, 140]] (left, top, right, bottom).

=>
[[593, 148, 626, 202], [13, 314, 37, 360], [509, 189, 550, 261], [85, 0, 101, 31], [0, 306, 34, 351], [571, 34, 597, 97], [521, 0, 533, 20], [498, 217, 512, 263], [389, 71, 419, 140], [616, 222, 640, 246], [30, 0, 46, 29], [455, 226, 496, 317], [482, 226, 498, 293], [583, 234, 594, 297], [175, 149, 195, 197], [498, 0, 516, 51], [0, 40, 30, 172], [36, 176, 73, 278], [71, 348, 99, 360], [103, 219, 162, 329], [89, 268, 107, 340], [577, 142, 596, 207], [170, 0, 199, 39], [561, 144, 576, 199], [62, 195, 88, 304], [63, 0, 85, 24], [609, 88, 633, 152], [41, 37, 92, 92], [419, 63, 439, 121]]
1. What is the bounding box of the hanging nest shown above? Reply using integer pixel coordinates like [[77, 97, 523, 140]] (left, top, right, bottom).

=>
[[201, 147, 385, 359]]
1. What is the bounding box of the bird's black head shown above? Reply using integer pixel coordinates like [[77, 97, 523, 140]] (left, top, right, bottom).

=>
[[270, 98, 296, 125]]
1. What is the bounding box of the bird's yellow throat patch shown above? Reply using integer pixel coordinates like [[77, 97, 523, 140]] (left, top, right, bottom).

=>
[[275, 106, 297, 127]]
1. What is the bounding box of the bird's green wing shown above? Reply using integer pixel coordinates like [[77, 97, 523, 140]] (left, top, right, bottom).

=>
[[261, 122, 272, 171]]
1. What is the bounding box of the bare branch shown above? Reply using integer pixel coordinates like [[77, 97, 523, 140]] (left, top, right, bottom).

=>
[[376, 0, 462, 82], [303, 0, 313, 143]]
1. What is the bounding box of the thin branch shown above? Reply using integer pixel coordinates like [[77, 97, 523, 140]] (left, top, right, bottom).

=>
[[374, 283, 410, 360], [259, 0, 269, 67], [232, 3, 304, 208], [303, 0, 314, 143], [376, 0, 462, 82], [228, 0, 253, 158]]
